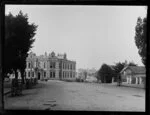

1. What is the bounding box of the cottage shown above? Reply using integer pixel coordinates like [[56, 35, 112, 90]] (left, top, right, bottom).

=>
[[120, 66, 146, 85]]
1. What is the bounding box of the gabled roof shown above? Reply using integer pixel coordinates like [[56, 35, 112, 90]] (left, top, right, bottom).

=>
[[120, 66, 145, 74]]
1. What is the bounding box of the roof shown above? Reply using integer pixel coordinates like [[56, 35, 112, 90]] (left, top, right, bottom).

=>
[[108, 65, 115, 70], [120, 66, 146, 74]]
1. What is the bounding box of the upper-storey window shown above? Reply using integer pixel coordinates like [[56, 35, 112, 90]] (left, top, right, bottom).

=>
[[53, 62, 55, 68], [50, 62, 55, 68], [59, 63, 61, 69], [68, 64, 69, 69], [32, 72, 34, 77], [38, 62, 40, 68], [28, 72, 30, 77], [70, 64, 72, 70], [65, 64, 67, 69], [44, 62, 46, 68], [44, 72, 46, 77]]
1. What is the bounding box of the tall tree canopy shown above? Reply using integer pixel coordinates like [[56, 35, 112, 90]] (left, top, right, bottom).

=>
[[5, 11, 38, 83], [97, 64, 114, 83], [113, 62, 125, 81], [135, 17, 147, 66], [128, 61, 137, 66]]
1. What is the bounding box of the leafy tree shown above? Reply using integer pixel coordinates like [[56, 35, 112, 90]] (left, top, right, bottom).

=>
[[5, 11, 38, 84], [128, 61, 137, 66], [135, 17, 147, 66], [97, 64, 115, 83], [83, 71, 87, 81], [113, 62, 125, 82]]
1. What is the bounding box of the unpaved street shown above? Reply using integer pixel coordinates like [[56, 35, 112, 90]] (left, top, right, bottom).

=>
[[4, 80, 145, 111]]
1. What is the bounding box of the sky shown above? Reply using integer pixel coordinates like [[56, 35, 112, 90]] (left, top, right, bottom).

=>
[[5, 5, 147, 70]]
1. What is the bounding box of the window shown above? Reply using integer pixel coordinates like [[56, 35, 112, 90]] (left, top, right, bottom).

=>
[[28, 63, 30, 68], [44, 72, 46, 77], [32, 72, 34, 77], [28, 72, 30, 77], [53, 62, 55, 68], [59, 63, 61, 69], [50, 62, 55, 68], [65, 64, 67, 69], [70, 72, 72, 78], [53, 72, 55, 78], [50, 72, 52, 78], [73, 73, 74, 78], [50, 62, 52, 68], [44, 63, 46, 68], [70, 64, 72, 70]]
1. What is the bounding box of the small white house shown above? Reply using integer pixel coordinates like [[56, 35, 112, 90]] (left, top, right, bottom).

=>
[[120, 66, 146, 85]]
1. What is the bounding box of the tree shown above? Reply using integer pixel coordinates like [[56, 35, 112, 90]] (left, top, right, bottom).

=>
[[83, 71, 87, 81], [128, 61, 137, 66], [5, 11, 38, 84], [97, 64, 115, 83], [113, 62, 125, 82], [135, 17, 147, 66]]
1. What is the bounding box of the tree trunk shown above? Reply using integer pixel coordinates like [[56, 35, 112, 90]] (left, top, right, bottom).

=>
[[20, 69, 25, 84], [14, 70, 18, 80]]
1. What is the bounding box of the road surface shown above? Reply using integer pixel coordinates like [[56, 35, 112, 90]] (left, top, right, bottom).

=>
[[4, 80, 145, 111]]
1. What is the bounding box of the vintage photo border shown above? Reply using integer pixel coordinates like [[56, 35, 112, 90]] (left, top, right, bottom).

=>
[[0, 0, 149, 115]]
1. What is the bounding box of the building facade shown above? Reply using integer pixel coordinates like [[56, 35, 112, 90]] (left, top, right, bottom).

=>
[[25, 52, 76, 81], [120, 66, 146, 85], [77, 68, 97, 82]]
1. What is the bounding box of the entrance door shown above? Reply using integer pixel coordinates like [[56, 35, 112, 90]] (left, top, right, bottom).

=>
[[38, 72, 40, 80]]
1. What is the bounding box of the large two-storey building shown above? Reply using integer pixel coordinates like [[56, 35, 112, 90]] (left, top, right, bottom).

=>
[[25, 52, 76, 81]]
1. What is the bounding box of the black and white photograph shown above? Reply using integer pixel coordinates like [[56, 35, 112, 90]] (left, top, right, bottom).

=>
[[3, 5, 147, 111]]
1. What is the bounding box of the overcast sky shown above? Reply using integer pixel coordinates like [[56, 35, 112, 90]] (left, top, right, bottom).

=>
[[5, 5, 147, 70]]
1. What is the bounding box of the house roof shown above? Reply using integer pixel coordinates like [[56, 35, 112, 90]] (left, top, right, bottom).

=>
[[120, 66, 145, 74]]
